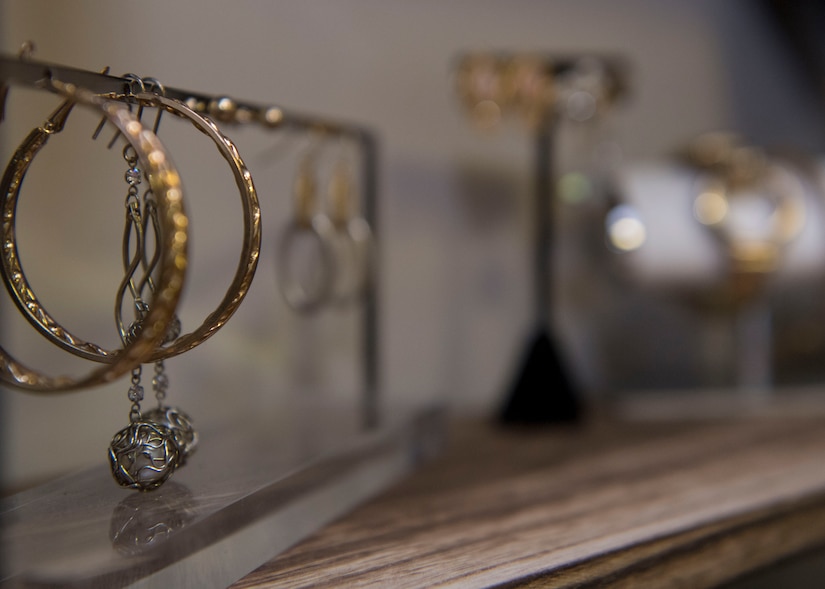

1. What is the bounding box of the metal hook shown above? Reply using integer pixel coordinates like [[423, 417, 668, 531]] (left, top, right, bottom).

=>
[[89, 67, 122, 142], [107, 73, 145, 148], [0, 80, 7, 124], [91, 72, 145, 149], [143, 77, 167, 134], [25, 68, 79, 135]]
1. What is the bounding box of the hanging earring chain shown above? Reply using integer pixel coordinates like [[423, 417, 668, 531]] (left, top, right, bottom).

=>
[[127, 366, 144, 423]]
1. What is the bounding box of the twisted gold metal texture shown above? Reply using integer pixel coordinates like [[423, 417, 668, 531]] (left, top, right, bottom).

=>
[[0, 83, 188, 392], [3, 91, 261, 363]]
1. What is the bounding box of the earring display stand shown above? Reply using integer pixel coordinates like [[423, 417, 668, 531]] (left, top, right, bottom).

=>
[[0, 56, 442, 587], [0, 55, 380, 428], [500, 120, 581, 424], [455, 54, 627, 425]]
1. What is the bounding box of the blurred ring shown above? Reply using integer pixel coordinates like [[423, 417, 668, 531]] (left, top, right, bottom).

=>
[[277, 215, 336, 313]]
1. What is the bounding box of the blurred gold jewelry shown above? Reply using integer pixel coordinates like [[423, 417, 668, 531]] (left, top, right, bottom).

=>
[[455, 54, 504, 130], [454, 53, 626, 130], [0, 80, 188, 392], [686, 133, 806, 301], [501, 55, 555, 129]]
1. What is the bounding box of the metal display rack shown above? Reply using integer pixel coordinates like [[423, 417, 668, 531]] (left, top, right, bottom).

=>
[[0, 54, 380, 428], [0, 55, 440, 588]]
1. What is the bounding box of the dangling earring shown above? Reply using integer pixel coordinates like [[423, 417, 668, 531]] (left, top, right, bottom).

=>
[[278, 153, 336, 313], [109, 138, 181, 491], [133, 179, 198, 467], [128, 78, 198, 466], [0, 76, 258, 488], [109, 366, 180, 490], [326, 147, 373, 307], [135, 107, 198, 463]]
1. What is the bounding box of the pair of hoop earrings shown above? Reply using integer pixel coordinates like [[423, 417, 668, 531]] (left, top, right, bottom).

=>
[[278, 154, 372, 313], [0, 75, 261, 490]]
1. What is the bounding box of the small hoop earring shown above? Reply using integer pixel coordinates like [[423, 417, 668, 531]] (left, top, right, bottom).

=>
[[277, 155, 336, 313], [0, 80, 188, 392], [326, 158, 373, 306], [1, 88, 261, 364]]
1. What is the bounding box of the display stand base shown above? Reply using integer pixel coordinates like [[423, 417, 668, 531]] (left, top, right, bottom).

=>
[[0, 403, 444, 588], [499, 328, 581, 425]]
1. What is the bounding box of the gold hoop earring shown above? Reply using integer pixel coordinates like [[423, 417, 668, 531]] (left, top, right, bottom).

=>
[[326, 158, 373, 306], [277, 155, 336, 313], [0, 81, 188, 392], [1, 89, 261, 364]]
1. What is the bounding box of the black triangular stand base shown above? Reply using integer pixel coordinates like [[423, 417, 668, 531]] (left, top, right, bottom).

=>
[[499, 328, 582, 424]]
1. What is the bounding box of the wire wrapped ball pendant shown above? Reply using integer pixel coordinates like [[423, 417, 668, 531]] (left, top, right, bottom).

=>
[[143, 406, 198, 464], [108, 421, 180, 491]]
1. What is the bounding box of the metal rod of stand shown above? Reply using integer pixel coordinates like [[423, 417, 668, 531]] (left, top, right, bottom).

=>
[[359, 131, 380, 429], [534, 120, 555, 326], [499, 111, 580, 424]]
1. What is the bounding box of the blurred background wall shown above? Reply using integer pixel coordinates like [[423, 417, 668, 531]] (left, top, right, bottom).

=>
[[2, 0, 825, 490]]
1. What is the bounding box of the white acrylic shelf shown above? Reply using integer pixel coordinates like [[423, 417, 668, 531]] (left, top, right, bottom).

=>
[[0, 403, 444, 588]]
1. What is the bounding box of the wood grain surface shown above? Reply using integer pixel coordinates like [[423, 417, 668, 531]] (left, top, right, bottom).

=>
[[230, 415, 825, 588]]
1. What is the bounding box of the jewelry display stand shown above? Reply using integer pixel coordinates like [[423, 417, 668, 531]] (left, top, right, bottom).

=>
[[0, 55, 380, 424], [500, 122, 581, 424], [455, 55, 627, 424], [0, 56, 442, 587]]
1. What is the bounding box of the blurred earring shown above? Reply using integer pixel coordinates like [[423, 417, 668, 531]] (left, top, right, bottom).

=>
[[325, 152, 373, 306], [278, 153, 336, 313]]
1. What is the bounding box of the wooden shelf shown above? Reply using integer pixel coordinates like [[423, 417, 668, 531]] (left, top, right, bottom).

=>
[[231, 412, 825, 588]]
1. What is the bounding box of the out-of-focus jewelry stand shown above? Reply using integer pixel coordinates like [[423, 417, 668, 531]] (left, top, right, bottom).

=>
[[0, 56, 443, 588], [605, 133, 825, 420], [454, 54, 627, 424], [682, 133, 805, 395]]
